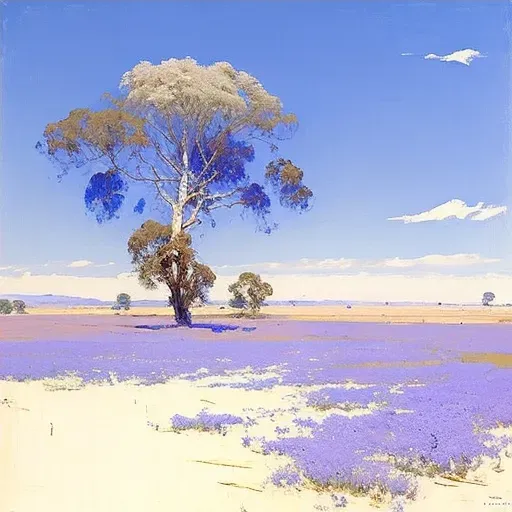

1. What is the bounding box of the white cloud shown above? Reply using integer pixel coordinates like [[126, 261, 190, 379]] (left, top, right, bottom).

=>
[[215, 253, 499, 274], [1, 270, 512, 304], [388, 199, 507, 224], [424, 48, 483, 66], [401, 52, 414, 56], [215, 258, 356, 273], [0, 266, 28, 273], [67, 260, 94, 268], [376, 254, 499, 268]]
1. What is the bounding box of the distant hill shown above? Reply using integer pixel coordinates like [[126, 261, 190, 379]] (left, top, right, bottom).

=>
[[131, 299, 169, 307], [0, 294, 483, 308], [0, 294, 173, 308], [0, 294, 108, 307]]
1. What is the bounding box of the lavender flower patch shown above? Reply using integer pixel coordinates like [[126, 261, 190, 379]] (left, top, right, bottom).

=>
[[270, 464, 303, 487], [0, 331, 452, 386], [2, 322, 512, 504], [263, 430, 419, 499], [307, 385, 387, 412], [209, 376, 283, 390], [293, 417, 321, 435], [260, 368, 512, 498], [293, 417, 320, 428], [169, 409, 243, 434]]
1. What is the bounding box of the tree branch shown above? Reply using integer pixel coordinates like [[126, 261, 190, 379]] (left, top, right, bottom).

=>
[[208, 200, 244, 211]]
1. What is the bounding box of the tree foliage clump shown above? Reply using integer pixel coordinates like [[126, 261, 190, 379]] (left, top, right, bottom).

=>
[[482, 292, 495, 306], [228, 272, 273, 316], [0, 299, 13, 315], [128, 220, 216, 326], [12, 300, 27, 314]]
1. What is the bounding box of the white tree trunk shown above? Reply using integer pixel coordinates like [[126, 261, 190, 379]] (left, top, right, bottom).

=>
[[171, 147, 190, 237]]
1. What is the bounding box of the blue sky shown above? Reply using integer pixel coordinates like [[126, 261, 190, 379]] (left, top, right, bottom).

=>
[[1, 1, 511, 302]]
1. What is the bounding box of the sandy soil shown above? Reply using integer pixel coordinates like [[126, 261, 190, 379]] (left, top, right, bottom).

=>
[[21, 304, 512, 324], [1, 378, 511, 512]]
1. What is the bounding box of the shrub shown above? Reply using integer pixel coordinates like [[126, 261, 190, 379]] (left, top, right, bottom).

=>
[[228, 272, 273, 315], [482, 292, 495, 306], [0, 299, 13, 315], [115, 293, 131, 310], [12, 300, 27, 314]]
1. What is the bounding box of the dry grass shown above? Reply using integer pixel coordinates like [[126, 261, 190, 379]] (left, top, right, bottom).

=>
[[24, 304, 512, 325], [460, 352, 512, 368]]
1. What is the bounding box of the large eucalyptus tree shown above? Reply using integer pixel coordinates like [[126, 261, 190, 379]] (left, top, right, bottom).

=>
[[39, 57, 312, 324]]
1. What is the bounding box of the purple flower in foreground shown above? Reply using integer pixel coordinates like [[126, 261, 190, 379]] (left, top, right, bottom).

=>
[[241, 435, 251, 447], [243, 417, 257, 427], [390, 499, 405, 512], [271, 464, 302, 487], [307, 386, 384, 411], [170, 409, 243, 433], [275, 426, 290, 436], [3, 323, 512, 503], [293, 417, 319, 429], [331, 493, 348, 508]]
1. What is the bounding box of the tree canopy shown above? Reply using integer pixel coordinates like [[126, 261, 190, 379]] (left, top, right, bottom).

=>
[[38, 58, 312, 232], [0, 299, 13, 315], [128, 221, 216, 325], [228, 272, 273, 315], [12, 300, 27, 314], [116, 293, 132, 310], [482, 292, 495, 306]]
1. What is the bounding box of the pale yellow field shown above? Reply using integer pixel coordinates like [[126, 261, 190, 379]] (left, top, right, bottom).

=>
[[25, 304, 512, 324]]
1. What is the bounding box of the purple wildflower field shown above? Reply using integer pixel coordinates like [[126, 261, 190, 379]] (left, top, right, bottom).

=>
[[1, 321, 511, 504]]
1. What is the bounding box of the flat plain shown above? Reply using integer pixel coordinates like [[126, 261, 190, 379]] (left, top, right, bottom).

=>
[[1, 307, 511, 512]]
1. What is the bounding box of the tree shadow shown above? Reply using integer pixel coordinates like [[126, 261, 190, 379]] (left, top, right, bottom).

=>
[[134, 323, 256, 333]]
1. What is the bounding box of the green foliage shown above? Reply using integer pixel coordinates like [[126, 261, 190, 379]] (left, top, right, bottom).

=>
[[482, 292, 495, 306], [0, 299, 13, 315], [116, 293, 131, 310], [228, 272, 273, 315], [229, 294, 248, 310], [128, 222, 216, 325], [12, 300, 27, 314]]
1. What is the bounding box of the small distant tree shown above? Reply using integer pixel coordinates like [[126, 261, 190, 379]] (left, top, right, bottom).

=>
[[228, 272, 273, 315], [0, 299, 13, 315], [12, 300, 27, 314], [129, 221, 216, 326], [116, 293, 132, 310], [482, 292, 495, 306]]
